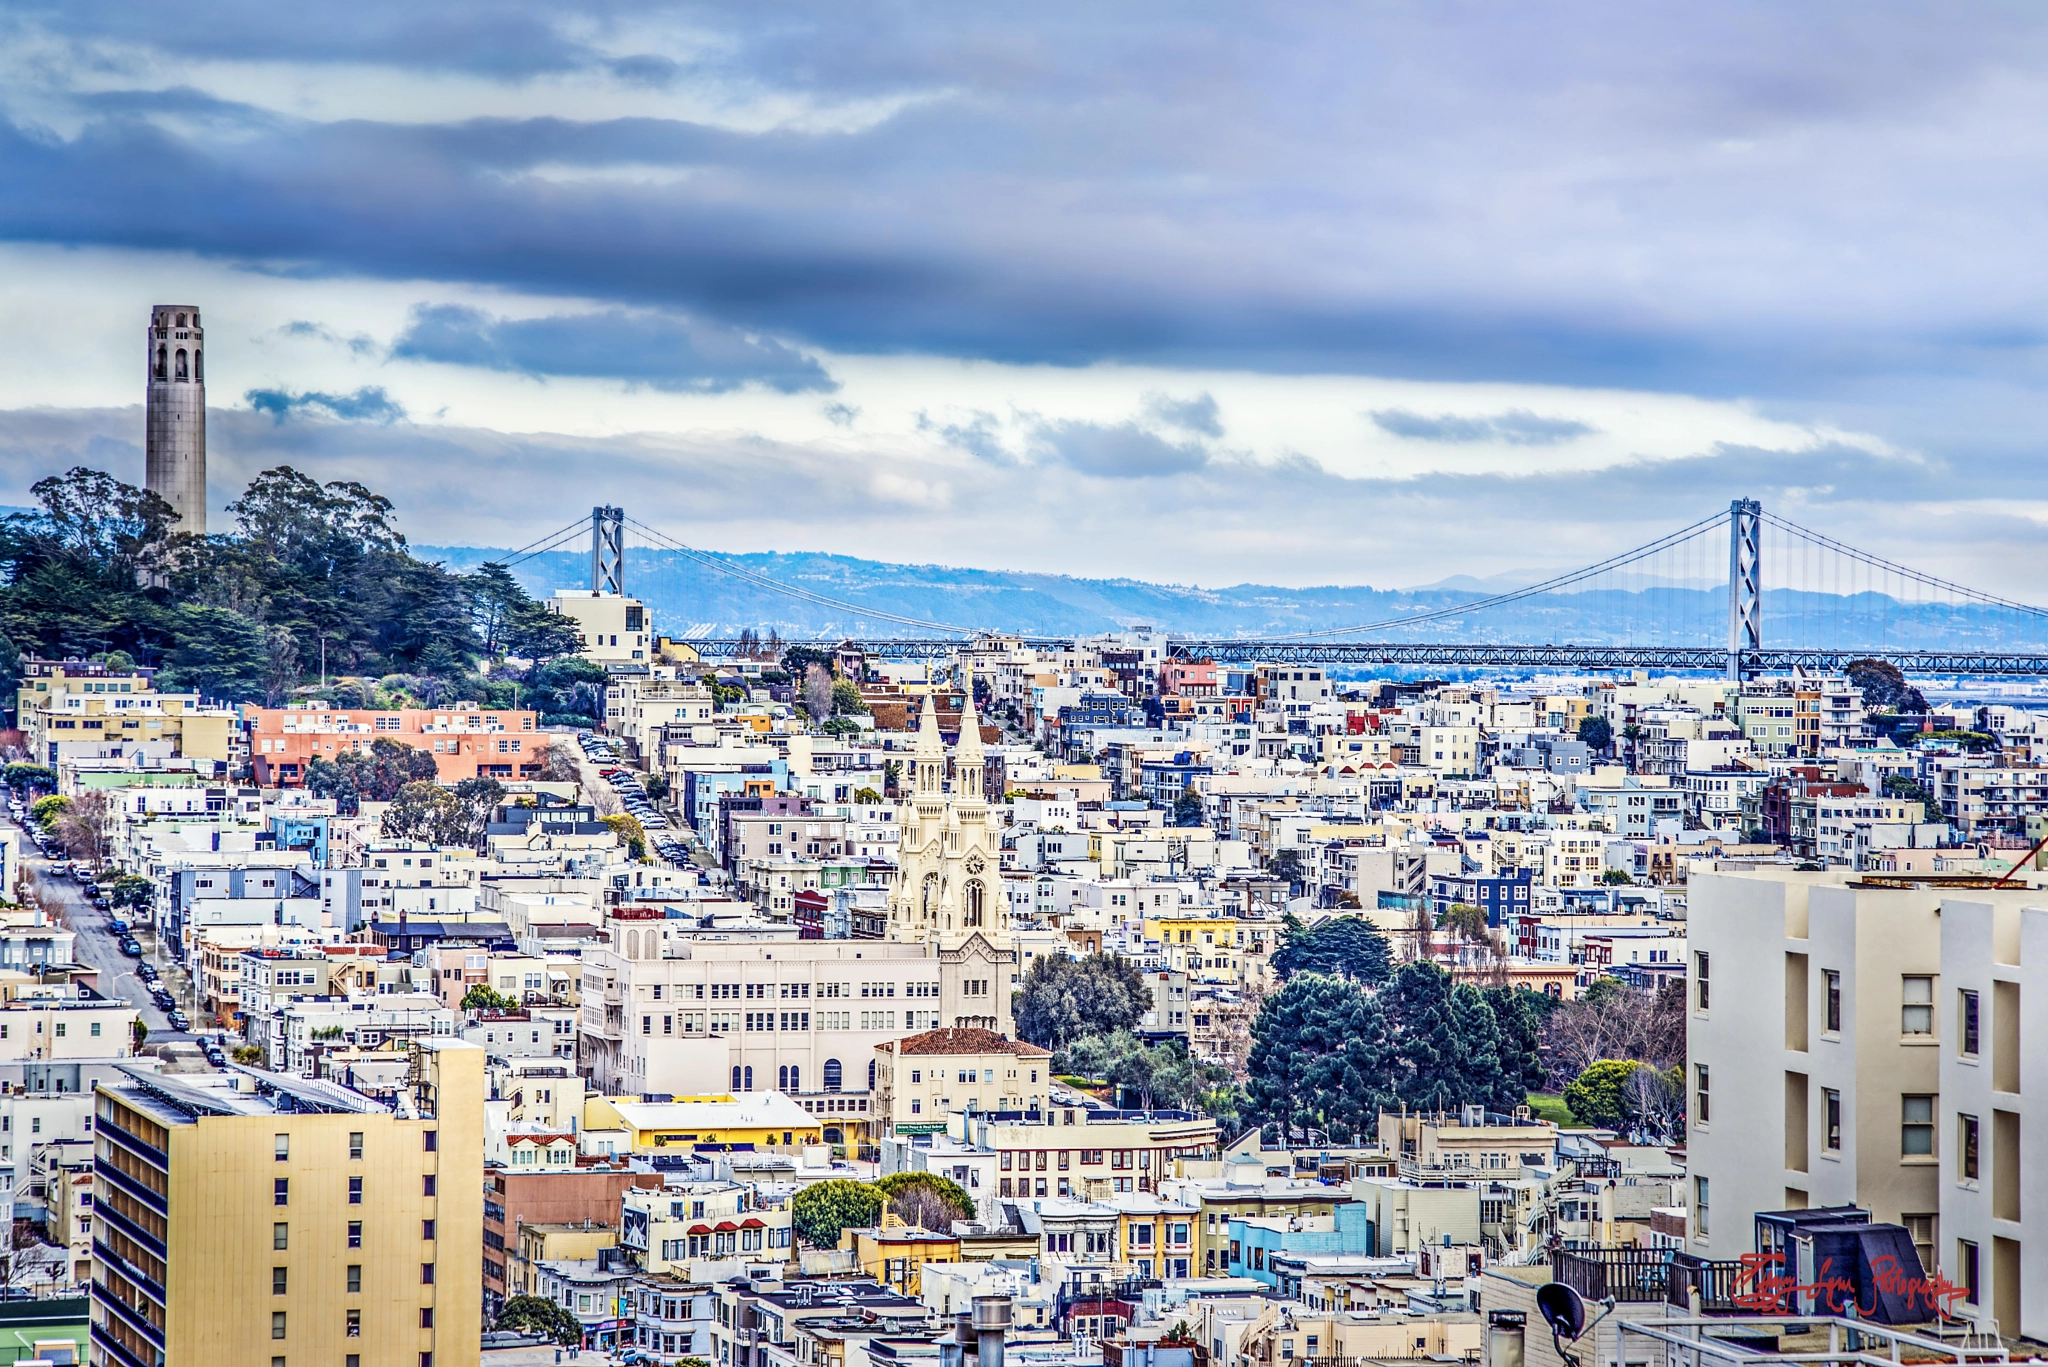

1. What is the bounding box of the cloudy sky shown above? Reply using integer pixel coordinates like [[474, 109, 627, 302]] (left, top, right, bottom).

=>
[[3, 2, 2048, 593]]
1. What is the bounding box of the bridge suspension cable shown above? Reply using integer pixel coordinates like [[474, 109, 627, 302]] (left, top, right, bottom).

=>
[[481, 516, 589, 570], [1272, 508, 1733, 639], [1761, 512, 2048, 619], [619, 516, 980, 636]]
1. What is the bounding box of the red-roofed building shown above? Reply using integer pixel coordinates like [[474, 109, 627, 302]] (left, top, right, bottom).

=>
[[871, 1028, 1053, 1134]]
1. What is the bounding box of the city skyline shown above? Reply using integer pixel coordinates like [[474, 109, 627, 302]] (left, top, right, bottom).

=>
[[2, 5, 2048, 593]]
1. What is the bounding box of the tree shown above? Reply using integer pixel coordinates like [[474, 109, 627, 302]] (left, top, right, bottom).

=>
[[781, 645, 835, 677], [1172, 786, 1206, 828], [791, 1179, 883, 1249], [1268, 848, 1307, 890], [106, 873, 153, 910], [1601, 868, 1633, 884], [1014, 953, 1150, 1050], [1243, 974, 1393, 1143], [1539, 978, 1685, 1089], [1883, 772, 1944, 823], [1484, 985, 1554, 1103], [874, 1171, 975, 1229], [157, 605, 267, 700], [28, 795, 68, 831], [1384, 960, 1508, 1111], [831, 678, 869, 715], [1439, 903, 1490, 941], [1577, 715, 1612, 753], [1271, 915, 1393, 986], [462, 984, 519, 1012], [55, 792, 114, 865], [1, 764, 52, 792], [854, 787, 883, 804], [602, 812, 648, 861], [496, 1293, 585, 1347], [802, 664, 835, 721], [380, 782, 465, 845], [644, 773, 670, 802], [1563, 1059, 1642, 1129], [262, 624, 302, 706], [1847, 658, 1929, 714], [534, 742, 581, 784], [232, 1044, 265, 1064], [1061, 1030, 1207, 1110]]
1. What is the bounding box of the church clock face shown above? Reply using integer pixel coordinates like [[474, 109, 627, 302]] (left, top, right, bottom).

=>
[[966, 855, 986, 875]]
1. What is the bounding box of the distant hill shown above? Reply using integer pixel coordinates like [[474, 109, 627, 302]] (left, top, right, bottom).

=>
[[413, 544, 2048, 651]]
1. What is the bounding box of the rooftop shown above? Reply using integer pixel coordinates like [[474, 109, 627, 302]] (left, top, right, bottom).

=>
[[879, 1027, 1052, 1059]]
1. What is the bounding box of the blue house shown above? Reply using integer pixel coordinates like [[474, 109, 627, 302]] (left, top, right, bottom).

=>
[[1227, 1202, 1376, 1290]]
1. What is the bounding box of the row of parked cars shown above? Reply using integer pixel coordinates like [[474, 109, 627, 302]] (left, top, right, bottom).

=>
[[10, 797, 202, 1038], [576, 731, 692, 865]]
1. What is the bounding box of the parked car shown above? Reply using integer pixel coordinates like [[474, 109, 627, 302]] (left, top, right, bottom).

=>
[[118, 939, 141, 957], [108, 920, 130, 935], [203, 1046, 225, 1066], [137, 964, 158, 982], [166, 1011, 189, 1031]]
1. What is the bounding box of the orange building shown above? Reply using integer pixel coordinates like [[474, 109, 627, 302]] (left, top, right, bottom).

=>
[[246, 702, 545, 786]]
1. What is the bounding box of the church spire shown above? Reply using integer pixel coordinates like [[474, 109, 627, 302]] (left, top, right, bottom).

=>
[[914, 687, 945, 796], [954, 661, 985, 802]]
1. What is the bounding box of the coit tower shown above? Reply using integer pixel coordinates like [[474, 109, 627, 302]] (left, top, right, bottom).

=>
[[144, 304, 206, 534]]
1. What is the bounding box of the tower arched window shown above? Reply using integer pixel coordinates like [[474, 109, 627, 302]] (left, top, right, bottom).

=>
[[921, 873, 939, 920], [823, 1059, 842, 1092], [174, 349, 188, 382], [733, 1065, 743, 1091], [964, 880, 984, 928], [868, 1058, 877, 1089], [193, 349, 202, 382], [154, 346, 166, 381], [175, 313, 186, 327]]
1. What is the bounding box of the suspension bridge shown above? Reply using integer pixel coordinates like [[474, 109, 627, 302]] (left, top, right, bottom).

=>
[[484, 501, 2048, 677]]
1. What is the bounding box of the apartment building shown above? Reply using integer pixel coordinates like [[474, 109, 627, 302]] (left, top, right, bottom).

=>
[[246, 702, 543, 786], [1681, 867, 2027, 1273], [90, 1039, 484, 1367], [546, 588, 651, 663], [1933, 897, 2040, 1339], [580, 923, 1014, 1132], [871, 1028, 1052, 1133]]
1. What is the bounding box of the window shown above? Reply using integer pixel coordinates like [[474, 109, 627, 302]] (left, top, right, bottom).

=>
[[274, 1223, 288, 1250], [273, 1311, 287, 1339], [1960, 1114, 1980, 1180], [348, 1221, 362, 1248], [1903, 1214, 1936, 1274], [348, 1265, 362, 1293], [1696, 1065, 1710, 1124], [423, 1220, 436, 1241], [273, 1266, 288, 1294], [421, 1309, 435, 1329], [1695, 952, 1710, 1010], [349, 1177, 363, 1204], [423, 1175, 436, 1197], [275, 1134, 290, 1161], [1824, 970, 1841, 1033], [1960, 990, 1980, 1057], [348, 1308, 362, 1336], [823, 1059, 843, 1092], [1904, 1095, 1935, 1155], [421, 1263, 435, 1284], [350, 1131, 364, 1160], [274, 1178, 289, 1206], [1903, 976, 1934, 1035], [1824, 1089, 1841, 1152], [1960, 1238, 1980, 1304], [1694, 1176, 1710, 1237]]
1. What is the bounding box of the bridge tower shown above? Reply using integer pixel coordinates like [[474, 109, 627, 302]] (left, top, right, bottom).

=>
[[1726, 498, 1762, 679], [591, 506, 624, 595]]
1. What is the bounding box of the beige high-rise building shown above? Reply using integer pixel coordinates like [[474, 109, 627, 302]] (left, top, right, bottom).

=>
[[144, 304, 206, 534], [90, 1038, 483, 1367]]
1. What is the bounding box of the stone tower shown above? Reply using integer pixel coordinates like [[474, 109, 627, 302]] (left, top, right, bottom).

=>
[[145, 304, 206, 534]]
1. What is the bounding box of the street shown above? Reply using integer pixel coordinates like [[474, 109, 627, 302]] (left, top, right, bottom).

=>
[[16, 824, 188, 1042]]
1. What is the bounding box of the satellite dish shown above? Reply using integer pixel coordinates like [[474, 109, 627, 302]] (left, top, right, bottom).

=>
[[1536, 1282, 1587, 1340]]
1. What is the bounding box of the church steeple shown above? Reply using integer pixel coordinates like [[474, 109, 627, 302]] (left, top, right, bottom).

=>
[[954, 663, 985, 805]]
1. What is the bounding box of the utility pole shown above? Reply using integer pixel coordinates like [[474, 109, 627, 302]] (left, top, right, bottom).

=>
[[1726, 498, 1762, 680]]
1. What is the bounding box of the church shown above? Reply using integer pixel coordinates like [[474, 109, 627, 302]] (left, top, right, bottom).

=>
[[888, 674, 1015, 1027]]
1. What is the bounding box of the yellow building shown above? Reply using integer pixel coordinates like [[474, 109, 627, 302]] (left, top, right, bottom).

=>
[[18, 658, 234, 768], [1105, 1193, 1201, 1280], [844, 1218, 960, 1295], [871, 1027, 1052, 1135], [512, 1221, 617, 1296], [90, 1038, 484, 1367], [1142, 914, 1253, 983], [582, 1092, 822, 1154]]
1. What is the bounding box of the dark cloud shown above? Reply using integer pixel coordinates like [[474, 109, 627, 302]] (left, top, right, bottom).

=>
[[1145, 392, 1223, 437], [1033, 419, 1208, 479], [245, 386, 407, 423], [1369, 408, 1597, 446], [389, 303, 835, 393], [920, 411, 1015, 466]]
